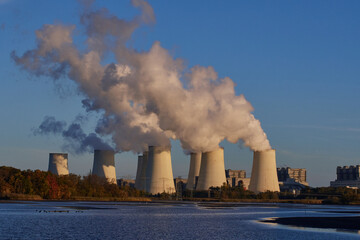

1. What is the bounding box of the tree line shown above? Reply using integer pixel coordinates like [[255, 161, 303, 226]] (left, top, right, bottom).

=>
[[0, 166, 145, 200]]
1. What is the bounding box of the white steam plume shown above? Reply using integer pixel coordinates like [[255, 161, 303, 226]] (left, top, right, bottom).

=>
[[13, 0, 271, 153]]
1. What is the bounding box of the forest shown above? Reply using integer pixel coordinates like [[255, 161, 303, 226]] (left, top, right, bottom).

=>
[[0, 166, 146, 200]]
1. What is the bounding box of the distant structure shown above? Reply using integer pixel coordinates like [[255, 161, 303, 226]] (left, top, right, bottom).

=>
[[146, 146, 176, 194], [277, 167, 308, 184], [117, 178, 135, 188], [196, 148, 226, 191], [186, 152, 201, 190], [174, 177, 187, 194], [330, 165, 360, 188], [48, 153, 69, 176], [92, 150, 117, 184], [249, 149, 280, 193], [225, 169, 250, 189], [277, 167, 308, 193]]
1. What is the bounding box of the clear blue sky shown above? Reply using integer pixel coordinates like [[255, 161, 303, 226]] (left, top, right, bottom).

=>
[[1, 0, 360, 187]]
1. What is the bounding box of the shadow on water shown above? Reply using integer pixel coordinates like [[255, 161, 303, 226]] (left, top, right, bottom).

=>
[[260, 216, 360, 235]]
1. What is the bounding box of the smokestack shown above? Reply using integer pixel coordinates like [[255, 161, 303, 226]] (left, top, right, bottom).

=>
[[92, 150, 117, 184], [249, 149, 280, 193], [134, 154, 144, 190], [186, 152, 201, 190], [145, 146, 175, 194], [48, 153, 69, 175], [196, 148, 226, 191]]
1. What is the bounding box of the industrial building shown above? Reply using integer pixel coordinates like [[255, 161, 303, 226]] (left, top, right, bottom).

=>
[[277, 167, 308, 185], [277, 167, 308, 193], [117, 178, 135, 188], [330, 165, 360, 188], [48, 153, 69, 176], [225, 169, 249, 189]]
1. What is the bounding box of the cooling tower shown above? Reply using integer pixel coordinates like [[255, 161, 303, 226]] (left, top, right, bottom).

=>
[[186, 152, 202, 190], [134, 155, 143, 190], [196, 148, 226, 191], [134, 151, 148, 191], [48, 153, 69, 176], [146, 146, 175, 194], [249, 149, 280, 193], [92, 150, 117, 184]]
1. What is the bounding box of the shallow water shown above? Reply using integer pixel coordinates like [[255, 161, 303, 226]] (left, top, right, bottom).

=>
[[0, 201, 359, 239]]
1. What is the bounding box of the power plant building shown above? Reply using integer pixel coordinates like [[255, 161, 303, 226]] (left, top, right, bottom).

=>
[[225, 169, 250, 189], [92, 150, 117, 184], [277, 167, 308, 193], [146, 146, 176, 194], [196, 148, 227, 191], [330, 165, 360, 188], [48, 153, 69, 176], [249, 149, 280, 193], [277, 167, 308, 185]]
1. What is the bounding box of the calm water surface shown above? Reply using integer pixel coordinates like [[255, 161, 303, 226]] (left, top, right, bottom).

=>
[[0, 201, 359, 239]]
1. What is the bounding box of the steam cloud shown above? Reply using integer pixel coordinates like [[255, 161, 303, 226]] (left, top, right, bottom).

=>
[[14, 0, 271, 153], [34, 116, 113, 154]]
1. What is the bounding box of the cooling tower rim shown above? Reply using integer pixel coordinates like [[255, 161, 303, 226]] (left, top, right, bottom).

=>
[[202, 146, 224, 154], [94, 149, 115, 153], [253, 148, 275, 153], [148, 145, 171, 151]]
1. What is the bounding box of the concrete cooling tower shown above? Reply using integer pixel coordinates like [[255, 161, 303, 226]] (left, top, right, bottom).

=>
[[249, 149, 280, 193], [196, 148, 226, 191], [134, 155, 143, 190], [134, 151, 148, 191], [48, 153, 69, 176], [186, 152, 202, 190], [146, 146, 175, 194], [92, 150, 117, 184]]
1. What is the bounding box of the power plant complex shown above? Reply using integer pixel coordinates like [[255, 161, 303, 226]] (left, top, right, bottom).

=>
[[47, 147, 285, 194]]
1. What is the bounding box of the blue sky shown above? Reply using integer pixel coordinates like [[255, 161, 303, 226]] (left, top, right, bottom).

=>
[[1, 0, 360, 187]]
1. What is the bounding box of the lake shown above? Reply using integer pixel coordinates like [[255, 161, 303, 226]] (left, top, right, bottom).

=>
[[0, 201, 359, 239]]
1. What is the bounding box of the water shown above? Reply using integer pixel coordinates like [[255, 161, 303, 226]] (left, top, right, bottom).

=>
[[0, 201, 359, 239]]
